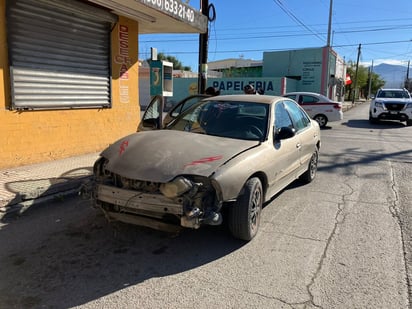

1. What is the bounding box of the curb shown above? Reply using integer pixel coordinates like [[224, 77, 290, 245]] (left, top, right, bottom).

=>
[[0, 176, 92, 221], [342, 100, 366, 112]]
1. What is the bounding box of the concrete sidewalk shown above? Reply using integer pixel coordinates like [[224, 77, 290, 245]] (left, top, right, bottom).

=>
[[0, 100, 365, 219], [0, 152, 100, 218]]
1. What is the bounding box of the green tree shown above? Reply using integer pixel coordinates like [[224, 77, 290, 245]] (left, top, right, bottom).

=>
[[363, 72, 385, 98], [148, 53, 191, 71], [346, 61, 385, 100], [345, 61, 368, 100]]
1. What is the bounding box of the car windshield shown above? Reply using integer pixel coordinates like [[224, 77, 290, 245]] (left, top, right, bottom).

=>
[[167, 100, 269, 141]]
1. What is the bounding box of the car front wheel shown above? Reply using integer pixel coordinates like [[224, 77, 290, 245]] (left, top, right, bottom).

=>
[[314, 114, 328, 128], [229, 177, 262, 241], [369, 113, 379, 124]]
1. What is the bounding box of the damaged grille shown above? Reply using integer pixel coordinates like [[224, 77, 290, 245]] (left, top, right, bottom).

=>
[[92, 157, 223, 228], [113, 174, 161, 193]]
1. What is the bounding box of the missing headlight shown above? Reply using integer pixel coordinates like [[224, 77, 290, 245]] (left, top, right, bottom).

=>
[[160, 176, 193, 198], [94, 157, 111, 179]]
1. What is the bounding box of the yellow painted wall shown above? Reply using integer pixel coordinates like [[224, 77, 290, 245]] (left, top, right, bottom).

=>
[[0, 1, 141, 169]]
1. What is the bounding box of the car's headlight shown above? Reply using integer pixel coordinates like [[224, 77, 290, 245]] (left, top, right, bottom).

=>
[[160, 176, 193, 198], [406, 103, 412, 109], [375, 101, 384, 108]]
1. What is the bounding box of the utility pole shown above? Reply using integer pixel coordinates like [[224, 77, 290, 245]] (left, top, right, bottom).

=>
[[352, 44, 361, 105], [198, 0, 209, 94], [405, 60, 411, 91], [323, 0, 333, 97], [326, 0, 333, 47], [367, 60, 373, 99]]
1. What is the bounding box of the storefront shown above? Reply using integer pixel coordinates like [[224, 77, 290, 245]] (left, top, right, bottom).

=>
[[0, 0, 207, 168]]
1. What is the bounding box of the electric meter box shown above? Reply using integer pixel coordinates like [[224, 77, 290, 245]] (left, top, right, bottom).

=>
[[150, 60, 173, 97]]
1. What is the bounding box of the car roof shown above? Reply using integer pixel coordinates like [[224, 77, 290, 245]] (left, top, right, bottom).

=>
[[378, 88, 408, 91], [204, 94, 286, 105], [283, 91, 332, 100], [283, 91, 323, 96]]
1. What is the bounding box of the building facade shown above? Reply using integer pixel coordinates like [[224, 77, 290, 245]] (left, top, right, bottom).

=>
[[0, 0, 207, 169], [165, 47, 346, 105], [263, 47, 346, 100]]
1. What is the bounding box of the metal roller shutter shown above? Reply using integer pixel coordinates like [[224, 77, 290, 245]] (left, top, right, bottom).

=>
[[7, 0, 117, 110]]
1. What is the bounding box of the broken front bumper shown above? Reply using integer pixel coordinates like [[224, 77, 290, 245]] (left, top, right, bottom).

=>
[[97, 184, 183, 216], [89, 182, 222, 232]]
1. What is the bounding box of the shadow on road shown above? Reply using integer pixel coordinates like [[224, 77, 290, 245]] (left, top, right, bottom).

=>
[[1, 167, 93, 220], [0, 197, 245, 308], [342, 119, 406, 129]]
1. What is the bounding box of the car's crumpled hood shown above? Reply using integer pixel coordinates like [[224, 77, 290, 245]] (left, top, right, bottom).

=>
[[101, 130, 259, 182]]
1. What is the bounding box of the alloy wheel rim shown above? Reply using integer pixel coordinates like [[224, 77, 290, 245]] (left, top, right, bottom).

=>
[[250, 187, 262, 231]]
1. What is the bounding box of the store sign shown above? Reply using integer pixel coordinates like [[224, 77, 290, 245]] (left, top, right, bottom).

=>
[[211, 80, 275, 93], [302, 61, 321, 86], [138, 0, 206, 26], [116, 24, 130, 103]]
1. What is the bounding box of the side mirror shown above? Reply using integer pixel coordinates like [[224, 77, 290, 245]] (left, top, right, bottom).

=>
[[275, 126, 296, 141]]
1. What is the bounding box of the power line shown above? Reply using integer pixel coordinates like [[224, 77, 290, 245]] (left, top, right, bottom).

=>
[[140, 23, 412, 43], [143, 39, 412, 56], [196, 17, 412, 33], [272, 0, 326, 43], [334, 39, 412, 48]]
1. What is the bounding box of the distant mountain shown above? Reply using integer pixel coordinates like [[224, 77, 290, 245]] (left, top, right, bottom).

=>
[[371, 63, 411, 88]]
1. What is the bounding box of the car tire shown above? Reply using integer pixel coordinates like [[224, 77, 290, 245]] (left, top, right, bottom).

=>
[[228, 177, 262, 241], [314, 114, 328, 128], [369, 113, 378, 124], [299, 150, 318, 184], [406, 119, 412, 126]]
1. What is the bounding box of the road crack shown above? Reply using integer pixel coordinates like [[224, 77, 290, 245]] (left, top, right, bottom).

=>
[[388, 162, 411, 309], [305, 180, 353, 309]]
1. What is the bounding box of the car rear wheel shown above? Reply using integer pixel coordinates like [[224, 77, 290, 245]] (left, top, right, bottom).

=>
[[228, 177, 262, 241], [299, 150, 318, 184], [314, 114, 328, 127], [406, 119, 412, 126]]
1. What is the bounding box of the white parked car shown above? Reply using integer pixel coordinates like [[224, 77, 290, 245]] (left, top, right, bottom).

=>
[[283, 92, 343, 127]]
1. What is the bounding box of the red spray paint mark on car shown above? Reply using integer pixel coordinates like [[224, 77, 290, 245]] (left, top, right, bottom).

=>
[[184, 155, 223, 167], [119, 140, 129, 155]]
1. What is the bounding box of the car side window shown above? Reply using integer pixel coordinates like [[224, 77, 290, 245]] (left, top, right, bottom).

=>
[[301, 95, 319, 103], [141, 95, 163, 129], [283, 100, 311, 132], [274, 102, 293, 129], [283, 95, 296, 101], [170, 95, 209, 118]]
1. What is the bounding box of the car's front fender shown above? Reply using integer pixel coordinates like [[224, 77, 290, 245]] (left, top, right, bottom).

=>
[[211, 144, 269, 201]]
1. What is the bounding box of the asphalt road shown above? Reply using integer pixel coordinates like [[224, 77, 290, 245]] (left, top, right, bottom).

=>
[[0, 102, 411, 309]]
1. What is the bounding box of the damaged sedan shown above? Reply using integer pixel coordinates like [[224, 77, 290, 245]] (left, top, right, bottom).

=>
[[89, 95, 321, 241]]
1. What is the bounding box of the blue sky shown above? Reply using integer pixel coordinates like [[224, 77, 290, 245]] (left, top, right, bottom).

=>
[[138, 0, 412, 71]]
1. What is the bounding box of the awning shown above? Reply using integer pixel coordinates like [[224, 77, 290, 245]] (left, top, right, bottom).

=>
[[87, 0, 208, 34]]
